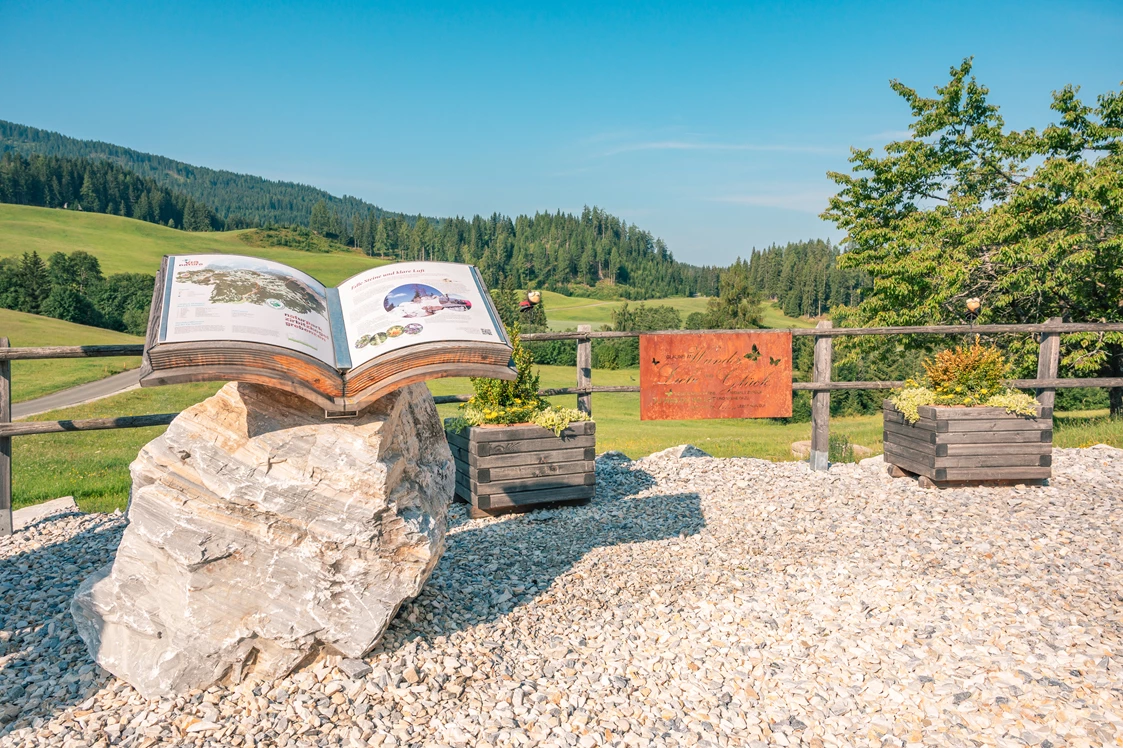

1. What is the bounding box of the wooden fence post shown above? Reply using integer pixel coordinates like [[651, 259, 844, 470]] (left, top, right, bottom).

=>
[[576, 325, 592, 416], [810, 320, 833, 471], [1036, 317, 1062, 410], [1, 338, 11, 536]]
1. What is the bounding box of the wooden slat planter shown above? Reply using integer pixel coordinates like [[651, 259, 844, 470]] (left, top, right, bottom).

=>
[[883, 400, 1053, 487], [446, 421, 596, 516]]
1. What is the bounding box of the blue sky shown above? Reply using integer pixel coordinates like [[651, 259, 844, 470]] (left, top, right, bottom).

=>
[[3, 1, 1121, 266]]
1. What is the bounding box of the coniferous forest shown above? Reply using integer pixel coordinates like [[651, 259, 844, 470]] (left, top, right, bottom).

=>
[[744, 240, 866, 318], [0, 152, 225, 231], [337, 206, 722, 298]]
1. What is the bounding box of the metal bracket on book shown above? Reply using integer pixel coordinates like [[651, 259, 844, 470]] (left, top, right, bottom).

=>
[[324, 409, 360, 420]]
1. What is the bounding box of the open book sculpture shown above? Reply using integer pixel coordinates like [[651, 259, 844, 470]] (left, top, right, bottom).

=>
[[140, 255, 515, 413]]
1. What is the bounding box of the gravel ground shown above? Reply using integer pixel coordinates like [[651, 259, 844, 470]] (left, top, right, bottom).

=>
[[1, 445, 1121, 748]]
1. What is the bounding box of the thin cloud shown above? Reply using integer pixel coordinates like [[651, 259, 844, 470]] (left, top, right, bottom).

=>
[[615, 208, 655, 219], [547, 165, 597, 178], [863, 129, 914, 142], [577, 130, 640, 145], [602, 140, 840, 156], [709, 190, 834, 214]]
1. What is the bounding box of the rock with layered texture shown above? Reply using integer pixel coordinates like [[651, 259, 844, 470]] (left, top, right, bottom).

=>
[[647, 444, 712, 459], [71, 381, 453, 698]]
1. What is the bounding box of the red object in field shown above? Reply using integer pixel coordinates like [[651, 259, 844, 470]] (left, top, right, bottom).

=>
[[639, 331, 793, 420]]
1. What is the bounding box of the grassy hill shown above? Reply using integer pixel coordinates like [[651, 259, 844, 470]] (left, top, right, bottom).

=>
[[538, 290, 817, 330], [0, 308, 143, 402], [0, 204, 387, 285]]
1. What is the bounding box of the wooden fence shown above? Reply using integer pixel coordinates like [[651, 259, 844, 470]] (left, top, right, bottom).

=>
[[3, 319, 1122, 535]]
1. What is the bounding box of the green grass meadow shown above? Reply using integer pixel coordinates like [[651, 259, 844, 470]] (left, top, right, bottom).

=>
[[537, 289, 816, 331], [13, 383, 223, 513], [0, 308, 144, 402], [14, 365, 1122, 514]]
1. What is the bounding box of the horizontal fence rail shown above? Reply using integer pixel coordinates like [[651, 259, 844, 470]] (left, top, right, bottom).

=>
[[431, 378, 1123, 404], [2, 321, 1122, 361], [516, 321, 1123, 342], [0, 344, 145, 360], [0, 414, 178, 439], [3, 319, 1122, 534]]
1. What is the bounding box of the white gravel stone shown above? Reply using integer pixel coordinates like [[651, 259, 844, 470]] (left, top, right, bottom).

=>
[[2, 444, 1121, 747]]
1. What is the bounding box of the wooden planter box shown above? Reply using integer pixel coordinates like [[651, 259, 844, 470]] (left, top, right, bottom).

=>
[[445, 421, 596, 516], [883, 400, 1053, 485]]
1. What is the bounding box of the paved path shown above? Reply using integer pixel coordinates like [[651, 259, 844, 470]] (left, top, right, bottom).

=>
[[12, 368, 142, 420]]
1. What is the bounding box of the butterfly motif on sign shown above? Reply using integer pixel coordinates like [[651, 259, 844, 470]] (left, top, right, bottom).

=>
[[743, 344, 761, 362]]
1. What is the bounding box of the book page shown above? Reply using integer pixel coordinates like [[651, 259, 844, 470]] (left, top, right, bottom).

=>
[[160, 254, 335, 366], [336, 262, 505, 368]]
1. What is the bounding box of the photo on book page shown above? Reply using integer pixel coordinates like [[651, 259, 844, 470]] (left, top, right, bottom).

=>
[[337, 262, 504, 368], [160, 254, 335, 365]]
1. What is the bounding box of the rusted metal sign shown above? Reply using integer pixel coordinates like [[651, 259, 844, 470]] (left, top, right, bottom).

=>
[[640, 332, 793, 420]]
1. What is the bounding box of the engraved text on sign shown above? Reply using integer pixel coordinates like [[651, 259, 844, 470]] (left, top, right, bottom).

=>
[[639, 332, 793, 420]]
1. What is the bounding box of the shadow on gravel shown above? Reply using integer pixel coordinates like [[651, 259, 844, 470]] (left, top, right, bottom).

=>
[[0, 516, 124, 738], [381, 463, 702, 647], [441, 457, 660, 534], [0, 464, 689, 736]]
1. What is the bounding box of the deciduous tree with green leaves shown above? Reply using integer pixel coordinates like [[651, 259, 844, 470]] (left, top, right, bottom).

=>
[[697, 258, 763, 330], [823, 59, 1123, 415]]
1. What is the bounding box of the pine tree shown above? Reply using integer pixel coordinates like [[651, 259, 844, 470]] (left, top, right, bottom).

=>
[[310, 200, 330, 235], [16, 251, 50, 313], [79, 171, 99, 212], [134, 192, 151, 222], [373, 218, 388, 257], [702, 258, 763, 329]]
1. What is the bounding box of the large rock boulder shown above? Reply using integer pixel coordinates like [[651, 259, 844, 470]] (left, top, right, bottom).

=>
[[71, 382, 453, 699]]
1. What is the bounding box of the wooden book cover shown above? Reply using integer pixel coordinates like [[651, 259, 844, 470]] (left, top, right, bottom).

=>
[[140, 255, 515, 413]]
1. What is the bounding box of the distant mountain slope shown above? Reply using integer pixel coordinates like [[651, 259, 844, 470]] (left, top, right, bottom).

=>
[[0, 204, 386, 285], [0, 119, 420, 228]]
